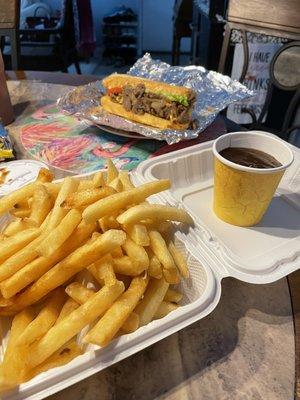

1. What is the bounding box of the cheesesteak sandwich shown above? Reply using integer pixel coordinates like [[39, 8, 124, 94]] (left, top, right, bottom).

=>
[[101, 74, 196, 130]]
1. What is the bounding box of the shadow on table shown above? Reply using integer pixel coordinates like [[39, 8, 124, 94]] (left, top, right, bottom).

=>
[[48, 277, 292, 400]]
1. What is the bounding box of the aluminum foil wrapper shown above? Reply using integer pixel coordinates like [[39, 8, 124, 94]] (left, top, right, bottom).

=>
[[58, 53, 253, 144]]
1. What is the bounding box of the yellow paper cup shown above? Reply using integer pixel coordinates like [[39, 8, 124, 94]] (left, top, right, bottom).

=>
[[213, 131, 294, 226]]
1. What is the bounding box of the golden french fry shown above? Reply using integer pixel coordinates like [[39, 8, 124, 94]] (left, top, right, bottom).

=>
[[27, 185, 53, 226], [0, 235, 43, 282], [43, 182, 61, 198], [3, 218, 29, 236], [27, 281, 124, 369], [0, 308, 35, 386], [83, 180, 170, 223], [111, 246, 123, 257], [164, 288, 183, 303], [98, 214, 120, 232], [0, 229, 126, 314], [92, 171, 105, 188], [0, 221, 95, 299], [22, 340, 82, 383], [62, 187, 115, 209], [56, 298, 79, 324], [84, 276, 148, 347], [154, 301, 179, 319], [47, 177, 79, 230], [65, 282, 95, 303], [168, 241, 189, 279], [119, 170, 134, 190], [121, 312, 140, 334], [88, 254, 116, 286], [149, 230, 179, 284], [108, 177, 123, 192], [122, 237, 149, 270], [37, 209, 82, 257], [118, 204, 193, 226], [113, 255, 143, 276], [66, 281, 138, 334], [78, 179, 94, 191], [0, 295, 13, 307], [106, 158, 118, 183], [10, 207, 31, 218], [0, 227, 40, 264], [37, 168, 54, 183], [146, 248, 163, 279], [134, 277, 169, 326], [125, 224, 150, 246], [0, 181, 37, 216], [16, 288, 65, 345]]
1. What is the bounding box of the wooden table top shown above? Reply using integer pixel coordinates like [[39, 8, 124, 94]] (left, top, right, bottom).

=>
[[5, 70, 300, 400]]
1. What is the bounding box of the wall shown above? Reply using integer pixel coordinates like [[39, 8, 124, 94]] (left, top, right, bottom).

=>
[[91, 0, 138, 44]]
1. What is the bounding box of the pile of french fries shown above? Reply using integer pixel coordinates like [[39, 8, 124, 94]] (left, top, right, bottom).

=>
[[0, 160, 193, 391]]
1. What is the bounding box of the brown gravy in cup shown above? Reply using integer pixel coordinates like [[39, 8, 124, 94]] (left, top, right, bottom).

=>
[[219, 147, 281, 169]]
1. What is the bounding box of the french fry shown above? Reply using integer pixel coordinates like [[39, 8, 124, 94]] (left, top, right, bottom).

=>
[[16, 288, 65, 345], [106, 158, 118, 183], [65, 282, 95, 303], [0, 228, 40, 264], [0, 181, 37, 216], [113, 255, 142, 276], [0, 229, 126, 314], [88, 254, 117, 286], [27, 281, 124, 369], [84, 276, 148, 347], [10, 207, 31, 218], [92, 171, 105, 188], [83, 180, 170, 223], [0, 235, 43, 282], [119, 170, 134, 190], [111, 246, 123, 257], [168, 241, 189, 279], [149, 230, 179, 284], [78, 179, 94, 191], [3, 218, 29, 236], [121, 312, 140, 334], [22, 340, 83, 383], [27, 185, 53, 227], [0, 308, 35, 387], [37, 209, 82, 257], [154, 301, 179, 319], [43, 182, 61, 198], [37, 168, 54, 183], [122, 237, 149, 270], [134, 277, 169, 326], [66, 281, 138, 334], [98, 214, 120, 232], [56, 298, 79, 324], [146, 248, 163, 279], [47, 177, 79, 230], [125, 224, 150, 246], [117, 204, 193, 226], [62, 187, 115, 209], [108, 177, 123, 192], [0, 222, 95, 299], [164, 288, 183, 303]]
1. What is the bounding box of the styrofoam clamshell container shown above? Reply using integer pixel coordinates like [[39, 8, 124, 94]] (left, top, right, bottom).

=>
[[1, 133, 300, 399]]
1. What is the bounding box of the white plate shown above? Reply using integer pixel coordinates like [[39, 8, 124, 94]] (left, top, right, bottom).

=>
[[0, 160, 49, 197]]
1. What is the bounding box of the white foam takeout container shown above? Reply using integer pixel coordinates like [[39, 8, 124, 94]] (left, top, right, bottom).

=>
[[1, 132, 299, 399]]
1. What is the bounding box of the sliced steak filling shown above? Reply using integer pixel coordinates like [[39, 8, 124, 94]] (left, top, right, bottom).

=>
[[108, 83, 196, 125]]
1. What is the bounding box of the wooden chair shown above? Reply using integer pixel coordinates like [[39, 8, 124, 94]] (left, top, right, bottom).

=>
[[0, 0, 20, 70]]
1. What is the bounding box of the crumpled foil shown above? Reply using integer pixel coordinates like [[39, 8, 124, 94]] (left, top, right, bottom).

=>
[[58, 53, 253, 144]]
